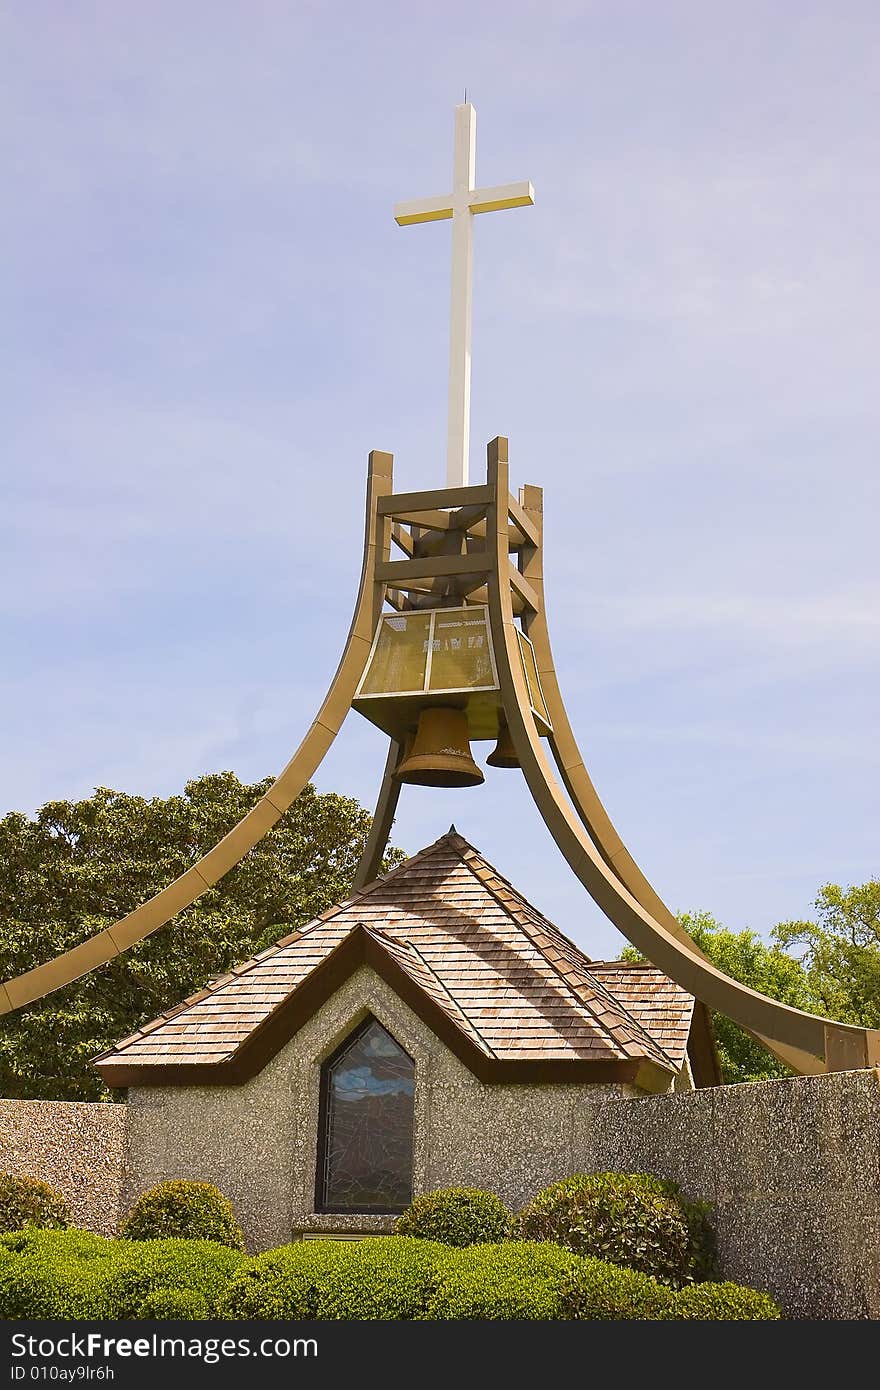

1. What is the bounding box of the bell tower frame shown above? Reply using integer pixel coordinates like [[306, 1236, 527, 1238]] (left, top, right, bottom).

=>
[[3, 437, 878, 1079]]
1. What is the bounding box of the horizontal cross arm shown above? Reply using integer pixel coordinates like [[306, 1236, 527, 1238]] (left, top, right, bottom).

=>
[[394, 194, 454, 226], [470, 181, 535, 215], [378, 485, 492, 515], [377, 553, 492, 583]]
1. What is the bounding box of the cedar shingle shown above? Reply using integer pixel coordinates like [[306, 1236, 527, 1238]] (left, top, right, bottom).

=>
[[96, 831, 694, 1077]]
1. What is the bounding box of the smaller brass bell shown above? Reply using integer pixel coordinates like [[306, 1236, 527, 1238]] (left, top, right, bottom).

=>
[[397, 707, 484, 788], [486, 722, 519, 769]]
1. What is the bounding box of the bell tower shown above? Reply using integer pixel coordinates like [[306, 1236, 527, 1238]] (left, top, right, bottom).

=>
[[3, 105, 878, 1081]]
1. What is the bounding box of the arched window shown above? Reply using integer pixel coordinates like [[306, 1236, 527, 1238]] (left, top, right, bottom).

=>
[[316, 1016, 415, 1213]]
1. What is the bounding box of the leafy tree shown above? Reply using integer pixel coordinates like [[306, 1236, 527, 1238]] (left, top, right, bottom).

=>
[[675, 912, 815, 1084], [0, 773, 403, 1101], [624, 912, 814, 1083], [774, 880, 880, 1028], [623, 885, 880, 1085]]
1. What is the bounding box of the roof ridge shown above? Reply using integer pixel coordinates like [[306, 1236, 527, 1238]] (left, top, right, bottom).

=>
[[101, 836, 471, 1057], [447, 840, 669, 1065]]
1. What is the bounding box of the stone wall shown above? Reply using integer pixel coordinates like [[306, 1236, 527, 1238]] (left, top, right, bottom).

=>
[[578, 1070, 880, 1319], [0, 1099, 127, 1235]]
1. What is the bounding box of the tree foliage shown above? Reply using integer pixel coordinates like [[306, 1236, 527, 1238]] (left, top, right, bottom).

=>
[[623, 883, 880, 1085], [775, 880, 880, 1029], [0, 773, 403, 1101]]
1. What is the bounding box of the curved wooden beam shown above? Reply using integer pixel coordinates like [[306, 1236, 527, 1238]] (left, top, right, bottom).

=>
[[0, 451, 395, 1016], [486, 437, 880, 1075], [352, 737, 404, 892], [517, 482, 810, 1074]]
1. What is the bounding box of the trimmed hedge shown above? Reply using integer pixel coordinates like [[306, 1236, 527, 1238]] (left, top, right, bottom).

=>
[[120, 1182, 245, 1251], [312, 1238, 446, 1320], [0, 1230, 115, 1319], [219, 1238, 448, 1320], [674, 1281, 782, 1320], [137, 1288, 209, 1320], [218, 1241, 359, 1320], [0, 1228, 781, 1321], [0, 1174, 69, 1233], [426, 1241, 579, 1320], [0, 1230, 244, 1320], [103, 1240, 245, 1318], [559, 1256, 675, 1320], [395, 1188, 511, 1247], [512, 1172, 715, 1286]]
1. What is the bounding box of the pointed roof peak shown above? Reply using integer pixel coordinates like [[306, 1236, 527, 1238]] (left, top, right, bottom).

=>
[[95, 829, 695, 1086]]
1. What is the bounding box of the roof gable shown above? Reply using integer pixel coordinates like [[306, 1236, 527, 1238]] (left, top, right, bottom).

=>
[[95, 830, 693, 1089]]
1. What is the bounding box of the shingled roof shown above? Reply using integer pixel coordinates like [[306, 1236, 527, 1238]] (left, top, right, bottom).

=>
[[95, 829, 710, 1091]]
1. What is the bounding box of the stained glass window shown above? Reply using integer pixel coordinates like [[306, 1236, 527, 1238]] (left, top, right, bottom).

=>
[[316, 1017, 415, 1213]]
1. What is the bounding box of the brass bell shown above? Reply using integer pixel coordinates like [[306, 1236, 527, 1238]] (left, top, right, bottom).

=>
[[486, 722, 519, 769], [397, 707, 484, 788]]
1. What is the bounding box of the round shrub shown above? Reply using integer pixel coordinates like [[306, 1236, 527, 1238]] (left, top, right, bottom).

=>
[[0, 1174, 69, 1233], [559, 1256, 675, 1320], [513, 1172, 715, 1286], [426, 1241, 580, 1320], [0, 1232, 242, 1321], [674, 1281, 781, 1320], [395, 1188, 511, 1247], [120, 1182, 244, 1250], [136, 1288, 209, 1320]]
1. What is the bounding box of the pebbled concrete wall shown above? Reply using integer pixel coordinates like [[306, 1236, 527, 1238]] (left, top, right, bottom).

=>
[[0, 1099, 127, 1235], [579, 1069, 880, 1319]]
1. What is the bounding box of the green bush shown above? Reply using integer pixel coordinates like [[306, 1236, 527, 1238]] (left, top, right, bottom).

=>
[[315, 1238, 448, 1320], [0, 1229, 782, 1322], [0, 1230, 118, 1319], [103, 1239, 245, 1318], [0, 1228, 108, 1260], [120, 1182, 245, 1251], [427, 1241, 578, 1320], [395, 1188, 511, 1247], [512, 1172, 715, 1286], [0, 1231, 243, 1320], [136, 1288, 209, 1320], [218, 1241, 363, 1319], [559, 1256, 675, 1320], [0, 1174, 69, 1233], [674, 1281, 782, 1320]]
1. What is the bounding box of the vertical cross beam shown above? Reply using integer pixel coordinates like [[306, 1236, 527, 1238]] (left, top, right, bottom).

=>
[[394, 105, 534, 489], [448, 103, 476, 491]]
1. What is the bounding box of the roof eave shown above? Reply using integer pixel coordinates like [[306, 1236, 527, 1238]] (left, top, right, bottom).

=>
[[95, 922, 675, 1092]]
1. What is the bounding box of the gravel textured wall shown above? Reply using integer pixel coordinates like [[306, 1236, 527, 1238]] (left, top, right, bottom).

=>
[[0, 1099, 127, 1235], [578, 1070, 880, 1319]]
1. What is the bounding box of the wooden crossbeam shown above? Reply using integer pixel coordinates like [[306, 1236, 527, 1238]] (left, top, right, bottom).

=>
[[509, 564, 541, 615], [377, 485, 492, 516], [507, 496, 540, 549], [390, 522, 415, 556], [376, 553, 492, 584]]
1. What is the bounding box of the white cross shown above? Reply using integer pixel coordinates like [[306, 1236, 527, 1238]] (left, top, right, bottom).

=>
[[394, 104, 534, 488]]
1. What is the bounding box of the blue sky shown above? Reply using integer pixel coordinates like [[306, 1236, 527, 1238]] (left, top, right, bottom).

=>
[[3, 2, 878, 959]]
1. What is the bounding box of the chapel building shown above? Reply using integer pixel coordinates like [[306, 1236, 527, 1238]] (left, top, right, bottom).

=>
[[96, 829, 718, 1248]]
